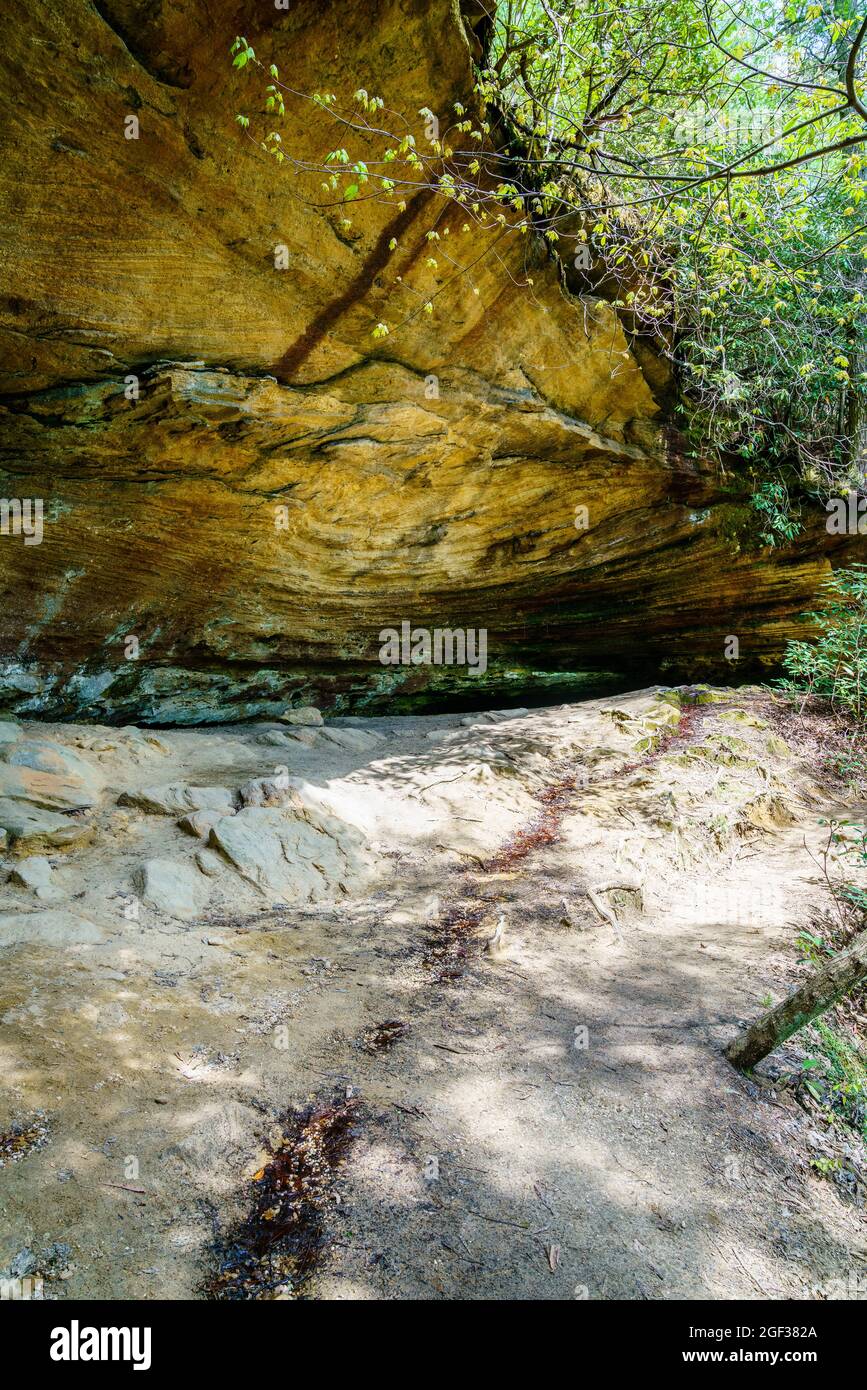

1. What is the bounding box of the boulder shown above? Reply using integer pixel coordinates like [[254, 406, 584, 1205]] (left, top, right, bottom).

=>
[[177, 809, 227, 839], [5, 738, 103, 782], [195, 848, 224, 877], [0, 799, 91, 850], [237, 777, 302, 809], [133, 858, 210, 918], [8, 856, 60, 901], [0, 765, 91, 812], [279, 728, 320, 748], [208, 803, 367, 900], [0, 910, 103, 947], [119, 784, 236, 816], [0, 740, 104, 811], [318, 727, 382, 753], [279, 707, 324, 727]]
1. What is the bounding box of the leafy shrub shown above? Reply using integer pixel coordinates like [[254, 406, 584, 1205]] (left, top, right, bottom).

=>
[[751, 480, 802, 547], [780, 565, 867, 721], [803, 1020, 867, 1145]]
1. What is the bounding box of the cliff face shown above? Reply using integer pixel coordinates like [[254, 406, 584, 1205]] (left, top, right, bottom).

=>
[[0, 0, 854, 719]]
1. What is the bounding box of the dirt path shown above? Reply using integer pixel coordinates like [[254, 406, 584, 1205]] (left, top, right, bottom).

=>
[[292, 696, 867, 1300], [1, 687, 865, 1299]]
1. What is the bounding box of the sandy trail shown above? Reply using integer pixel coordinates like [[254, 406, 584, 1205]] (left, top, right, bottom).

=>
[[1, 688, 865, 1299]]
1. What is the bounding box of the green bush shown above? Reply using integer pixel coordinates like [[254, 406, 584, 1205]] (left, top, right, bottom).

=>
[[803, 1019, 867, 1146], [780, 565, 867, 722]]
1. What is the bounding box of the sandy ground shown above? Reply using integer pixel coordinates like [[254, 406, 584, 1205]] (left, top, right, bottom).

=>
[[1, 687, 866, 1300]]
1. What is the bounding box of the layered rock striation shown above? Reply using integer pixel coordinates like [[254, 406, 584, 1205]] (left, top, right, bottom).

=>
[[0, 0, 857, 719]]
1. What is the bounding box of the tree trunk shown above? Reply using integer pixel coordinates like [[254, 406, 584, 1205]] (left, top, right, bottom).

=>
[[725, 930, 867, 1071]]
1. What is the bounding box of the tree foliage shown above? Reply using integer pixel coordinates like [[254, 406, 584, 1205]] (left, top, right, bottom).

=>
[[781, 563, 867, 717]]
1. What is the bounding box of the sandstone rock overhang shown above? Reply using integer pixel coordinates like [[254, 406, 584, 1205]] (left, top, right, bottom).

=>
[[0, 0, 859, 721]]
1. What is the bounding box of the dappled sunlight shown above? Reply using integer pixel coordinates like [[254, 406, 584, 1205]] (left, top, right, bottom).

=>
[[1, 687, 864, 1300]]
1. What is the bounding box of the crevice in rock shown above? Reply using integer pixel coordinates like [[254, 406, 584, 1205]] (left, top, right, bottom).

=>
[[91, 0, 195, 89]]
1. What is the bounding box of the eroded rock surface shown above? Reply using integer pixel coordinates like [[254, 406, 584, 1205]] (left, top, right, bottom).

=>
[[119, 784, 236, 817], [9, 855, 58, 901], [0, 0, 858, 720], [0, 799, 92, 851], [134, 858, 210, 919], [0, 909, 103, 948], [208, 803, 367, 900]]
